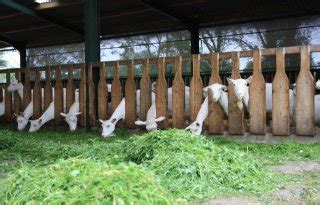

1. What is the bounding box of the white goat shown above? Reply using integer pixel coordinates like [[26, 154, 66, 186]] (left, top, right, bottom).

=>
[[135, 101, 165, 131], [186, 83, 228, 135], [226, 77, 294, 120], [29, 101, 55, 132], [60, 89, 81, 132]]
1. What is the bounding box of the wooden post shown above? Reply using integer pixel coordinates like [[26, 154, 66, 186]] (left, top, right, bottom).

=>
[[13, 70, 21, 115], [272, 48, 290, 136], [111, 62, 122, 113], [44, 67, 52, 110], [98, 62, 108, 120], [88, 63, 96, 126], [33, 70, 42, 119], [54, 66, 63, 125], [295, 46, 315, 136], [66, 64, 75, 112], [125, 61, 137, 128], [79, 64, 86, 127], [228, 52, 244, 135], [140, 59, 151, 121], [249, 50, 266, 135], [172, 56, 185, 128], [190, 54, 203, 122], [208, 53, 224, 134], [23, 68, 31, 110], [156, 57, 168, 129], [5, 71, 12, 122]]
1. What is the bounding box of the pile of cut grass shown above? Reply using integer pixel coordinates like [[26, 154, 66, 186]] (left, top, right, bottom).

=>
[[122, 130, 278, 199], [1, 158, 174, 204]]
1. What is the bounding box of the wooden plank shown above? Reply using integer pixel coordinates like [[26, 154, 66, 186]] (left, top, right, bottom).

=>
[[13, 70, 21, 115], [33, 70, 42, 119], [139, 59, 152, 121], [98, 63, 108, 120], [272, 48, 290, 136], [44, 67, 52, 110], [23, 68, 31, 110], [54, 66, 63, 125], [172, 56, 185, 128], [228, 52, 244, 135], [111, 62, 122, 113], [208, 53, 224, 134], [5, 71, 12, 122], [66, 64, 75, 112], [156, 57, 168, 129], [295, 46, 315, 136], [190, 54, 203, 122], [125, 61, 137, 128], [88, 63, 96, 126], [79, 64, 86, 127], [249, 50, 266, 135]]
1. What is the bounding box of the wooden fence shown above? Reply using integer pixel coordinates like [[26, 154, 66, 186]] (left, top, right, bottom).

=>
[[1, 45, 320, 136]]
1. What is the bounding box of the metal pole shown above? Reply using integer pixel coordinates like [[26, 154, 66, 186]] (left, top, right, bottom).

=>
[[84, 0, 100, 130]]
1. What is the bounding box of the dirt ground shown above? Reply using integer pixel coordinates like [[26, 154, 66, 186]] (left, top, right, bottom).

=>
[[197, 161, 320, 205]]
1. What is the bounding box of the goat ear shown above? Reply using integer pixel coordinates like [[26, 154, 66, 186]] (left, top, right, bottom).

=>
[[155, 116, 165, 122], [246, 76, 253, 84], [135, 120, 146, 126], [60, 113, 67, 117], [226, 77, 235, 86], [75, 112, 82, 116], [99, 119, 104, 124]]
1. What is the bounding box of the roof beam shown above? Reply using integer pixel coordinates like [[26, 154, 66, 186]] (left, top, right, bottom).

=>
[[0, 0, 84, 36], [139, 0, 194, 30], [0, 34, 25, 49]]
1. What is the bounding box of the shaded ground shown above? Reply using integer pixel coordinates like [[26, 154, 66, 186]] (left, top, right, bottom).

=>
[[197, 161, 320, 205]]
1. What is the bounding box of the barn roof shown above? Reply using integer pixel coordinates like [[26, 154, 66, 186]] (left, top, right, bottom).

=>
[[0, 0, 319, 49]]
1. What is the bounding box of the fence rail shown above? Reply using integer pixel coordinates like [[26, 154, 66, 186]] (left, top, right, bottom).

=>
[[1, 45, 320, 136]]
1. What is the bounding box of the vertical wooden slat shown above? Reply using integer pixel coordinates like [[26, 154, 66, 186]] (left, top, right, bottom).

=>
[[111, 62, 122, 113], [13, 70, 21, 115], [88, 63, 95, 126], [54, 66, 63, 125], [33, 70, 42, 119], [5, 71, 12, 122], [156, 57, 168, 129], [172, 56, 185, 128], [66, 64, 75, 112], [140, 59, 151, 121], [272, 48, 290, 136], [295, 46, 315, 136], [249, 50, 266, 134], [208, 53, 224, 134], [190, 54, 203, 122], [79, 64, 86, 127], [125, 61, 137, 128], [228, 52, 244, 135], [23, 68, 31, 110], [0, 84, 3, 102], [44, 67, 52, 110], [98, 63, 108, 120]]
